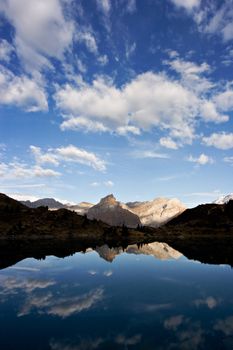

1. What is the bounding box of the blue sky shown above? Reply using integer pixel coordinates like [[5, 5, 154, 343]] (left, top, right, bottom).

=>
[[0, 0, 233, 207]]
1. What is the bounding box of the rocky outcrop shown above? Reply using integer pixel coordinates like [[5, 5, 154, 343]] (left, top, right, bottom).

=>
[[87, 194, 141, 228], [127, 197, 186, 227]]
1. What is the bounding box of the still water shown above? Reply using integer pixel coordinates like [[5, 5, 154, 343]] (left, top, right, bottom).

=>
[[0, 241, 233, 350]]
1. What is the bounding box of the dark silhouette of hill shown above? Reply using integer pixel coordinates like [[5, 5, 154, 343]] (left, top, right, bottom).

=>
[[166, 200, 233, 232]]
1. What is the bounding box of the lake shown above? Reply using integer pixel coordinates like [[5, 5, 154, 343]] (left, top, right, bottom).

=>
[[0, 241, 233, 350]]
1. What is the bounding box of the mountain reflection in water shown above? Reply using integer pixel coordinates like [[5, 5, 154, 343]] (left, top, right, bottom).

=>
[[0, 239, 233, 350]]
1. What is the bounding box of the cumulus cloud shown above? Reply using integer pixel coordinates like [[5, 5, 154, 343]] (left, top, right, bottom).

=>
[[187, 153, 214, 165], [55, 55, 231, 145], [0, 0, 75, 72], [202, 132, 233, 150], [0, 65, 48, 111], [30, 145, 106, 172], [55, 72, 199, 143]]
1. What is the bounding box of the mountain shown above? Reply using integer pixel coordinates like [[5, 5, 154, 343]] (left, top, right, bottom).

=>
[[127, 197, 186, 227], [87, 194, 141, 228], [69, 202, 93, 215], [0, 193, 150, 240], [95, 242, 182, 262], [166, 200, 233, 231], [21, 198, 66, 209], [0, 193, 110, 239], [21, 198, 94, 214], [213, 193, 233, 204]]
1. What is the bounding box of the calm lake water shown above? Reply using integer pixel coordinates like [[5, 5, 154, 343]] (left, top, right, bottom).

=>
[[0, 241, 233, 350]]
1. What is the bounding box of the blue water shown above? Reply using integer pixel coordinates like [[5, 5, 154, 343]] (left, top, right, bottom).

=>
[[0, 242, 233, 350]]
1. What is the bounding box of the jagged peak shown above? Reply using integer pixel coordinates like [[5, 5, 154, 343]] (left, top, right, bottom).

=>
[[99, 194, 117, 205]]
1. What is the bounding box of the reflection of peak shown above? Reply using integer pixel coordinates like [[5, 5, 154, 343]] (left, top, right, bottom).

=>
[[95, 242, 182, 262]]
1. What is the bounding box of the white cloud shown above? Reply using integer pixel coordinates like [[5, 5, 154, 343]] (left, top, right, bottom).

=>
[[76, 31, 98, 55], [200, 101, 229, 123], [0, 0, 75, 71], [55, 72, 199, 143], [0, 161, 60, 179], [0, 65, 48, 111], [0, 39, 14, 62], [193, 1, 233, 43], [55, 55, 232, 144], [96, 0, 111, 15], [214, 89, 233, 111], [187, 153, 214, 165], [159, 137, 178, 149], [165, 57, 213, 93], [30, 145, 106, 172], [56, 145, 106, 171], [116, 125, 140, 135], [132, 150, 170, 159], [97, 54, 109, 66], [30, 146, 59, 166], [76, 59, 87, 74], [202, 132, 233, 149], [170, 0, 201, 11], [126, 42, 136, 59]]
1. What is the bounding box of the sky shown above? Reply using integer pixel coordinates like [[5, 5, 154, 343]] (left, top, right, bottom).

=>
[[0, 0, 233, 207]]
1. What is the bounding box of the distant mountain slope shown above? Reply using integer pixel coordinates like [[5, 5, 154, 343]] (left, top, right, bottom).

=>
[[21, 198, 66, 209], [127, 197, 186, 227], [214, 194, 233, 204], [21, 198, 94, 214], [87, 194, 141, 228], [69, 202, 94, 215], [166, 201, 233, 230]]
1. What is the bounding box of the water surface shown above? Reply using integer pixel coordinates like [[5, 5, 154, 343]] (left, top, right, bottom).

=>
[[0, 241, 233, 350]]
